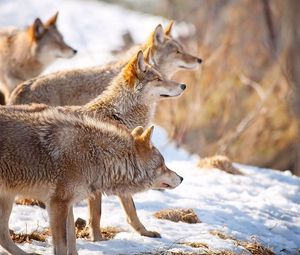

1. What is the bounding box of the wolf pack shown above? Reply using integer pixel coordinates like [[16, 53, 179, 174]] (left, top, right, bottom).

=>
[[0, 12, 202, 255]]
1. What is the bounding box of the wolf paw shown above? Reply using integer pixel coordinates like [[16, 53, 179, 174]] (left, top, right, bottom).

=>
[[140, 230, 161, 238], [90, 232, 104, 242]]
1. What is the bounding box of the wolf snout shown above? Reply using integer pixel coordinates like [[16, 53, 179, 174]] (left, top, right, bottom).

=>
[[179, 84, 186, 90], [72, 49, 78, 55], [197, 58, 202, 64], [179, 176, 184, 183]]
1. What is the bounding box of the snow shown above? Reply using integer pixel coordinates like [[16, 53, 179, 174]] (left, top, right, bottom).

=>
[[1, 0, 300, 254]]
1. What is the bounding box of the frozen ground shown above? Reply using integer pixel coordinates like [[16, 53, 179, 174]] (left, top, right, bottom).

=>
[[0, 0, 300, 254]]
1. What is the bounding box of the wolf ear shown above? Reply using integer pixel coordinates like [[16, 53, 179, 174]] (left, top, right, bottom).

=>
[[164, 20, 174, 36], [131, 126, 144, 137], [141, 126, 154, 148], [153, 24, 164, 46], [137, 50, 146, 73], [30, 18, 45, 41], [46, 11, 59, 27]]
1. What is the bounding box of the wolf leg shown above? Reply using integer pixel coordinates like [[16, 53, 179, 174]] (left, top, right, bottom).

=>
[[67, 206, 78, 255], [118, 195, 161, 238], [48, 199, 69, 255], [87, 194, 103, 241], [0, 90, 5, 105], [0, 194, 30, 254]]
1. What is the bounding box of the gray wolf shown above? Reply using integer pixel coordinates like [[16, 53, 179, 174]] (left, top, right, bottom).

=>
[[8, 21, 201, 106], [0, 12, 76, 103], [4, 50, 187, 242], [0, 107, 183, 255]]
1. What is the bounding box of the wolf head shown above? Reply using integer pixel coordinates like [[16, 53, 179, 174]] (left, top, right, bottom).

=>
[[144, 21, 202, 78], [27, 12, 77, 65], [122, 50, 187, 98], [132, 126, 183, 190]]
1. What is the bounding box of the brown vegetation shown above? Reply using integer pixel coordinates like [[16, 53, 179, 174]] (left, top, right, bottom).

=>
[[198, 155, 243, 175], [137, 252, 236, 255], [147, 0, 299, 174], [15, 198, 46, 209], [9, 218, 122, 245], [75, 217, 122, 240], [9, 229, 50, 244], [153, 208, 200, 224], [210, 230, 276, 255]]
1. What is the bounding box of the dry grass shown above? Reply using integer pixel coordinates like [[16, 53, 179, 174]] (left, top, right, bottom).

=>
[[198, 155, 243, 175], [10, 228, 50, 244], [153, 0, 298, 173], [75, 217, 122, 240], [153, 208, 200, 224], [137, 250, 238, 255], [239, 241, 276, 255], [209, 230, 233, 240], [9, 225, 276, 255], [178, 241, 237, 255], [209, 230, 276, 255], [10, 218, 122, 245], [76, 226, 122, 240], [179, 242, 209, 249], [15, 198, 46, 209]]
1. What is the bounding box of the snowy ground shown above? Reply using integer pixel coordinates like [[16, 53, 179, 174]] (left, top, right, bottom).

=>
[[0, 0, 300, 254]]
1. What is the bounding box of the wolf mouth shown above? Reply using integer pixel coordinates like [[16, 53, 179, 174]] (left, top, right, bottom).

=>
[[179, 64, 197, 69], [162, 183, 173, 188], [160, 93, 182, 97]]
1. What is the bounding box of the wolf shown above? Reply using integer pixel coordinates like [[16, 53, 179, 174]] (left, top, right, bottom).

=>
[[4, 49, 186, 242], [0, 107, 183, 255], [0, 12, 77, 104], [8, 21, 201, 106]]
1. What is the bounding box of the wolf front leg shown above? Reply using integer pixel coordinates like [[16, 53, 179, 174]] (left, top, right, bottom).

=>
[[67, 206, 78, 255], [118, 195, 161, 238], [87, 193, 103, 241], [48, 198, 70, 255], [0, 194, 33, 255]]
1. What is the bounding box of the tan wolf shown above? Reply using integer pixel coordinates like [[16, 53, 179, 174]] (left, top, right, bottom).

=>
[[0, 12, 77, 104], [5, 49, 187, 242], [8, 21, 201, 106], [0, 107, 183, 255]]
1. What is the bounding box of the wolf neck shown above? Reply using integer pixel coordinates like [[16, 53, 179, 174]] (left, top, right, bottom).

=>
[[9, 32, 44, 80], [83, 76, 157, 129], [91, 151, 153, 196]]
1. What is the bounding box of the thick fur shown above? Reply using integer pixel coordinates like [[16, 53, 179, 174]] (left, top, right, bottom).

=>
[[4, 50, 186, 242], [0, 108, 182, 255], [0, 12, 76, 103], [8, 22, 201, 105]]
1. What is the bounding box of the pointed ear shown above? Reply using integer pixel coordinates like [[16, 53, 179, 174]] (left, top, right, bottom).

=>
[[153, 24, 164, 46], [136, 50, 146, 72], [164, 20, 174, 36], [29, 18, 45, 41], [46, 11, 59, 27], [143, 47, 151, 62], [141, 126, 154, 148], [131, 126, 144, 137]]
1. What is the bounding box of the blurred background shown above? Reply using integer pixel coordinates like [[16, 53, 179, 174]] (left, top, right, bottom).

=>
[[1, 0, 299, 175], [109, 0, 300, 176]]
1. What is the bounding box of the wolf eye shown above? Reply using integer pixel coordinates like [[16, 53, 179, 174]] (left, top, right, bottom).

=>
[[176, 50, 180, 54]]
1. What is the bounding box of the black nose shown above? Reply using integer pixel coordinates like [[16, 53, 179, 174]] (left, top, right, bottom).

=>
[[73, 49, 78, 54], [197, 58, 202, 64], [180, 176, 184, 183], [180, 84, 186, 90]]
